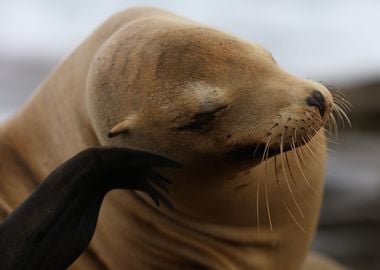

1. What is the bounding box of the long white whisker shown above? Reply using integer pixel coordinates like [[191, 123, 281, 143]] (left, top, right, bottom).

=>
[[283, 203, 307, 234], [265, 180, 273, 232], [275, 155, 307, 233], [335, 104, 352, 127], [301, 136, 324, 166], [285, 152, 297, 186], [280, 133, 304, 218], [334, 98, 351, 113], [329, 113, 339, 138], [291, 136, 320, 196], [261, 134, 273, 164], [332, 104, 345, 127], [294, 128, 306, 166]]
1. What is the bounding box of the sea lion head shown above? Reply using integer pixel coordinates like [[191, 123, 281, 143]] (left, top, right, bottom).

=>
[[86, 20, 339, 172]]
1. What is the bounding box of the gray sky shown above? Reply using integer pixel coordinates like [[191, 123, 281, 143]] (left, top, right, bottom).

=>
[[1, 0, 380, 82]]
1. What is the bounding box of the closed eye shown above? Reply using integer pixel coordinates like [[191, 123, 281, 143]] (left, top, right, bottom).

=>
[[176, 105, 228, 132]]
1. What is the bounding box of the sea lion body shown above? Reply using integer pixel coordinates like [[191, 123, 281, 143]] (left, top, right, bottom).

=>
[[0, 7, 343, 269]]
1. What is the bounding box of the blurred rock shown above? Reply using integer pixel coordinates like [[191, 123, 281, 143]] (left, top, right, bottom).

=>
[[341, 81, 380, 131], [313, 132, 380, 270], [0, 55, 57, 120]]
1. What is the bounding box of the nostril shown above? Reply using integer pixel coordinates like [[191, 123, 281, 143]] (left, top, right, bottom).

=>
[[306, 90, 326, 117]]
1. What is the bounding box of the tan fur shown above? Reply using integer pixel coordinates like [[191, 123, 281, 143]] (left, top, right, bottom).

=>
[[0, 7, 342, 270]]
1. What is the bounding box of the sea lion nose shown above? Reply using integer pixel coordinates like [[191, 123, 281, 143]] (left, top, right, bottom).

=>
[[306, 90, 326, 117]]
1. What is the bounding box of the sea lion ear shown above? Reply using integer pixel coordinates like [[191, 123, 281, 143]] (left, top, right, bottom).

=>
[[108, 116, 136, 138]]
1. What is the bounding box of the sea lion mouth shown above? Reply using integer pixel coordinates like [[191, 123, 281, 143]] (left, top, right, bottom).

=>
[[227, 143, 293, 161]]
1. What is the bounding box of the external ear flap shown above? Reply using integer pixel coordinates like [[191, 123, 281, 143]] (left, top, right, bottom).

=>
[[108, 116, 136, 138]]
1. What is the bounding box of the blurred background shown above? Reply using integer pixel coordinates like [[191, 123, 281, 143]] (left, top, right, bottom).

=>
[[0, 1, 379, 269]]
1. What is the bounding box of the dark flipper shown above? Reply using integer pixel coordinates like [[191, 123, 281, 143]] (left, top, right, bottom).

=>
[[0, 147, 180, 270]]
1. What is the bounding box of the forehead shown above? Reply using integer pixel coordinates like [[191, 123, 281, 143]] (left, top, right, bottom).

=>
[[153, 31, 276, 86], [154, 28, 253, 79]]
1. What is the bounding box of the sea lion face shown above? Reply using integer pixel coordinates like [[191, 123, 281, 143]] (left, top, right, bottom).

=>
[[87, 25, 334, 171]]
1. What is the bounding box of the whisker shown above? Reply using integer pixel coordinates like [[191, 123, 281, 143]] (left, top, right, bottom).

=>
[[332, 104, 345, 127], [291, 135, 303, 165], [308, 134, 327, 155], [262, 135, 273, 172], [299, 138, 318, 165], [275, 154, 307, 233], [265, 180, 273, 232], [306, 131, 335, 153], [285, 152, 297, 186], [325, 135, 339, 144], [334, 98, 352, 113], [261, 134, 273, 164], [264, 144, 271, 173], [329, 113, 339, 138], [334, 104, 352, 127], [331, 90, 351, 107], [301, 136, 324, 167], [288, 136, 312, 209], [326, 115, 333, 136], [283, 203, 307, 234], [296, 139, 308, 166], [252, 143, 262, 160], [280, 133, 304, 218], [274, 156, 279, 184], [328, 87, 352, 133], [302, 129, 325, 166], [337, 99, 352, 112], [294, 128, 306, 166], [256, 177, 261, 236], [291, 137, 320, 196]]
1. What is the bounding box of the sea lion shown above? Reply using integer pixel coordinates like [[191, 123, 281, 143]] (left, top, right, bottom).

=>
[[0, 7, 349, 270]]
